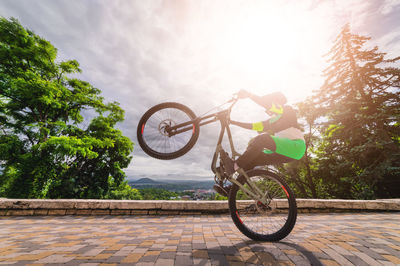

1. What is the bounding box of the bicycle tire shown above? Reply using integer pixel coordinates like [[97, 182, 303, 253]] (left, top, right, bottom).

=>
[[229, 169, 297, 241], [137, 102, 200, 160]]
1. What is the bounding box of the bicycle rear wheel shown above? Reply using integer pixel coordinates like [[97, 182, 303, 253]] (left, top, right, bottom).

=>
[[137, 102, 200, 160], [229, 169, 297, 241]]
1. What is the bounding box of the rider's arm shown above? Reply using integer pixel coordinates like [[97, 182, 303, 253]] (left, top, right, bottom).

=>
[[231, 107, 298, 132], [238, 90, 286, 109], [230, 120, 253, 130], [250, 92, 287, 109], [230, 119, 272, 132], [248, 93, 272, 109]]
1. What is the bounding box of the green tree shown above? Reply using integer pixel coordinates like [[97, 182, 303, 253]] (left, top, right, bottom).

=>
[[0, 17, 134, 199], [310, 24, 400, 199], [279, 99, 330, 198], [213, 193, 227, 200], [138, 188, 179, 200], [105, 178, 142, 200]]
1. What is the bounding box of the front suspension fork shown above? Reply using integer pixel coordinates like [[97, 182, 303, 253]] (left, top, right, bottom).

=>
[[227, 169, 269, 204]]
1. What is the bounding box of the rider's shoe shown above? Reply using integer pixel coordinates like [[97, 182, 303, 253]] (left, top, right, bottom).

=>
[[213, 184, 228, 197], [220, 151, 235, 176], [213, 184, 232, 197]]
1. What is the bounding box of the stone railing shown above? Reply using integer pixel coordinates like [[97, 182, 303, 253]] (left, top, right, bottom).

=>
[[0, 198, 399, 216]]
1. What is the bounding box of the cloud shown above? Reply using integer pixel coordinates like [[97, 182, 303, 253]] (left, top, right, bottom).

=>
[[1, 0, 399, 181], [380, 0, 400, 15]]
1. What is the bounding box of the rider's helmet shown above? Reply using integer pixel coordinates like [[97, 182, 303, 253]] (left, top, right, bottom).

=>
[[264, 92, 287, 116]]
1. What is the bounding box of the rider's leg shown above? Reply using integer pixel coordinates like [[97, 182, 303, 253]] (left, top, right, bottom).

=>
[[243, 153, 294, 171], [235, 133, 277, 170]]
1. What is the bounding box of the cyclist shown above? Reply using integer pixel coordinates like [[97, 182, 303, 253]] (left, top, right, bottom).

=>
[[218, 89, 306, 194]]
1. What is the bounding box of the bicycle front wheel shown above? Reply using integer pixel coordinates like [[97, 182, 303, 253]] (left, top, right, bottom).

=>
[[137, 102, 200, 160], [229, 169, 297, 241]]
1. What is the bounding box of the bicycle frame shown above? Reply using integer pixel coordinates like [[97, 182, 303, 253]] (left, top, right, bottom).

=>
[[166, 100, 268, 203], [166, 99, 240, 172]]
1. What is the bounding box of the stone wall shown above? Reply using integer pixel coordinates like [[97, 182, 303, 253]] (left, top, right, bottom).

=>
[[0, 198, 399, 216]]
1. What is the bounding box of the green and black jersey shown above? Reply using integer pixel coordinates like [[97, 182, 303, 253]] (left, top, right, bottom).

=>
[[251, 97, 306, 160]]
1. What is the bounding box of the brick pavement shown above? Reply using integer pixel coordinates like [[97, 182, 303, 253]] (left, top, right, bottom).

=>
[[0, 212, 399, 265]]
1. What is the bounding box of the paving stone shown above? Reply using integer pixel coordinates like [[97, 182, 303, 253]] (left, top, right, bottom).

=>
[[12, 261, 36, 266], [209, 253, 229, 265], [376, 244, 400, 258], [35, 254, 74, 263], [192, 249, 208, 258], [378, 260, 397, 266], [221, 246, 239, 255], [104, 256, 125, 263], [207, 247, 224, 254], [121, 253, 143, 263], [355, 246, 386, 260], [344, 255, 370, 266], [192, 243, 207, 249], [177, 245, 192, 252], [154, 258, 174, 266], [193, 258, 212, 266], [285, 254, 306, 264], [311, 251, 331, 260], [321, 248, 353, 266], [175, 254, 192, 265], [382, 254, 400, 264], [138, 254, 158, 262], [320, 259, 341, 265], [135, 262, 157, 266], [82, 248, 105, 256], [328, 244, 353, 256]]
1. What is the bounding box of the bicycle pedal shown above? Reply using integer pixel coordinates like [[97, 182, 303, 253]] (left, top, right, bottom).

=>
[[213, 184, 228, 197]]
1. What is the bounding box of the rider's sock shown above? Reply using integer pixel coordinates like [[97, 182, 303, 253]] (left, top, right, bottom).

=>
[[234, 162, 239, 171]]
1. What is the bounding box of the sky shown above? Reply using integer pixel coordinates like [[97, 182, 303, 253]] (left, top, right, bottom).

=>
[[0, 0, 399, 181]]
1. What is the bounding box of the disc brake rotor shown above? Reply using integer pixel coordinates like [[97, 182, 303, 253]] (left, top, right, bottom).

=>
[[255, 200, 271, 213], [158, 119, 175, 136]]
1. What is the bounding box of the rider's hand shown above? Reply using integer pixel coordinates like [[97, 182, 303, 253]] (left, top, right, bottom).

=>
[[236, 89, 252, 99]]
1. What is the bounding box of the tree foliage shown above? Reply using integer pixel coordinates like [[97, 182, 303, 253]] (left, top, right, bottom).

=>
[[279, 99, 328, 198], [138, 188, 180, 200], [0, 17, 134, 199], [284, 24, 400, 199], [105, 178, 142, 200]]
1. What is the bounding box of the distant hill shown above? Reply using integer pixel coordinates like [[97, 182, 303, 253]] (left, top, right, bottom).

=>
[[129, 178, 215, 191], [134, 178, 160, 184]]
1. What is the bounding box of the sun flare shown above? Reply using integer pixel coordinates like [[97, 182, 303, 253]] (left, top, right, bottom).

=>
[[192, 2, 330, 101]]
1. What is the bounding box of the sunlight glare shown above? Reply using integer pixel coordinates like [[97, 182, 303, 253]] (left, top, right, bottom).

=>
[[208, 2, 328, 101]]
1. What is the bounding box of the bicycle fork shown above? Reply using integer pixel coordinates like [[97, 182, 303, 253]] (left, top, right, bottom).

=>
[[213, 123, 269, 204], [227, 169, 270, 205]]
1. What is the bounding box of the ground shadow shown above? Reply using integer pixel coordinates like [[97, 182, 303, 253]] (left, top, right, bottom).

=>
[[195, 241, 322, 266]]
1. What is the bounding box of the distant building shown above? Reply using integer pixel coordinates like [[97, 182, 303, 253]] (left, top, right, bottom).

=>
[[181, 195, 191, 201]]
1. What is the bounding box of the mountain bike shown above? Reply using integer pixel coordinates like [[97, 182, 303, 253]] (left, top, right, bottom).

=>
[[137, 97, 297, 241]]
